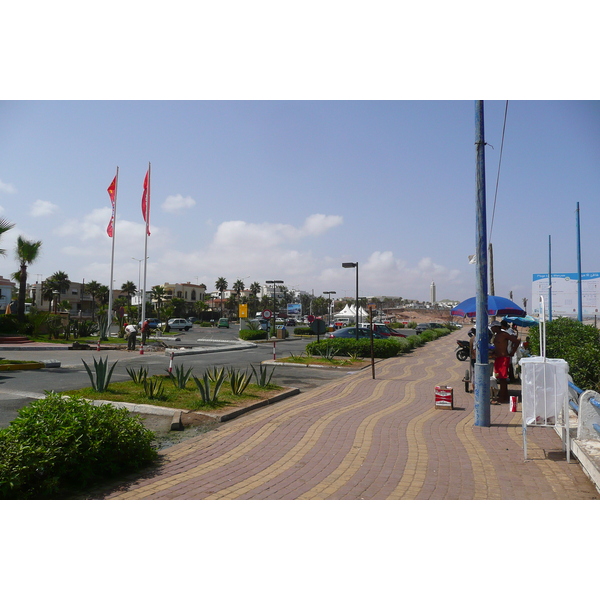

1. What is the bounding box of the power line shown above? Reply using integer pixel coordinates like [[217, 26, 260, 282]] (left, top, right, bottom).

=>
[[489, 100, 509, 243]]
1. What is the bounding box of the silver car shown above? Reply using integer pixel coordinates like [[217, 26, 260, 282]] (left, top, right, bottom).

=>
[[161, 318, 192, 331]]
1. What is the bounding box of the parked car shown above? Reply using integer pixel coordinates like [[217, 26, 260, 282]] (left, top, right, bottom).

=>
[[217, 318, 229, 328], [415, 323, 431, 334], [138, 318, 161, 330], [248, 319, 269, 331], [286, 319, 297, 326], [325, 327, 387, 339], [428, 322, 445, 329], [160, 318, 193, 331], [367, 323, 407, 338]]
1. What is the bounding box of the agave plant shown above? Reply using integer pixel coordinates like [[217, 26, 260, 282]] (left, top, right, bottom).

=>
[[228, 368, 251, 396], [192, 370, 225, 405], [205, 366, 225, 383], [143, 377, 166, 400], [126, 365, 148, 385], [250, 363, 275, 387], [82, 356, 118, 392], [167, 364, 194, 389]]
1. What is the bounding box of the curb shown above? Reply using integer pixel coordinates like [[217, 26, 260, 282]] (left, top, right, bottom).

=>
[[190, 387, 300, 422], [87, 399, 185, 431], [164, 340, 257, 356], [0, 362, 45, 371], [262, 359, 377, 371]]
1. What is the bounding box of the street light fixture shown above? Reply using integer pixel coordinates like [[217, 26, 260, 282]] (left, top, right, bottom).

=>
[[132, 257, 148, 307], [342, 262, 359, 340], [266, 280, 284, 337], [323, 291, 336, 325]]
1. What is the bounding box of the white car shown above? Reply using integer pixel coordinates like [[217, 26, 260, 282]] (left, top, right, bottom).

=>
[[161, 318, 193, 331]]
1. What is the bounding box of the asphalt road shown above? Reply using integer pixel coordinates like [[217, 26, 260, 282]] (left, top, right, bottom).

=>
[[0, 325, 352, 428]]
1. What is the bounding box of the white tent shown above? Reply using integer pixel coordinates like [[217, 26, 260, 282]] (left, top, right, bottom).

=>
[[334, 304, 369, 321]]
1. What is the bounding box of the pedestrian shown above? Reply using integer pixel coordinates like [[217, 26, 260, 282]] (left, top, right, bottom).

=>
[[125, 322, 137, 351], [489, 320, 519, 404], [141, 319, 150, 345], [500, 319, 519, 381]]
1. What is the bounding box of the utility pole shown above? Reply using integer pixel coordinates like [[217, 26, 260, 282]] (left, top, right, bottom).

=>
[[488, 243, 495, 296], [576, 202, 583, 321], [474, 101, 491, 427]]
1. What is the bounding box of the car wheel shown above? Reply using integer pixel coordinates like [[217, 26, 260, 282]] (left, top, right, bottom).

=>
[[185, 327, 190, 331]]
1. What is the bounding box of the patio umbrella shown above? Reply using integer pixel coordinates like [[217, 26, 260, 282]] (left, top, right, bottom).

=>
[[502, 315, 539, 327], [450, 295, 526, 318]]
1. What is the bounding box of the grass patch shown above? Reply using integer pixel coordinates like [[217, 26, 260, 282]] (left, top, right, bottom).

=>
[[63, 375, 283, 412], [277, 356, 369, 368]]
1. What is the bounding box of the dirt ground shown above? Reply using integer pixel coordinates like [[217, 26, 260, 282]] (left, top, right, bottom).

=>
[[386, 308, 468, 326]]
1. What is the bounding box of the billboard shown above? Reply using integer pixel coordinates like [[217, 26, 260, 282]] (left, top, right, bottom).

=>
[[287, 303, 302, 316], [532, 272, 600, 317]]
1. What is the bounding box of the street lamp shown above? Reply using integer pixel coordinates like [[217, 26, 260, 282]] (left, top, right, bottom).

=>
[[132, 257, 148, 307], [323, 291, 336, 325], [266, 280, 284, 337], [342, 262, 359, 340]]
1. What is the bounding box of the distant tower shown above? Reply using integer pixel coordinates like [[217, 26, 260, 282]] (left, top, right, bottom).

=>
[[430, 281, 436, 304]]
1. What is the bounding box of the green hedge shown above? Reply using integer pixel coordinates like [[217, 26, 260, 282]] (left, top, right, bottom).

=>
[[529, 317, 600, 391], [239, 329, 268, 341], [305, 327, 450, 359], [294, 327, 313, 336], [0, 393, 158, 499]]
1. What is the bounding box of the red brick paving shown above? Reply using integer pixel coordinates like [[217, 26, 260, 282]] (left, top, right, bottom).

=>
[[106, 330, 599, 500]]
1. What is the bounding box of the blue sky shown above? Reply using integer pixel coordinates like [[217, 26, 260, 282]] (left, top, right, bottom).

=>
[[1, 100, 598, 306]]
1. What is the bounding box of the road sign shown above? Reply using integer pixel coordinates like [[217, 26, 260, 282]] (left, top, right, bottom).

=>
[[262, 309, 272, 319], [310, 319, 327, 335], [307, 315, 315, 323], [239, 304, 248, 318]]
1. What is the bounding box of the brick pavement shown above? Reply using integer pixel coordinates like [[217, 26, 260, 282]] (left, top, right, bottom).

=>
[[106, 329, 599, 500]]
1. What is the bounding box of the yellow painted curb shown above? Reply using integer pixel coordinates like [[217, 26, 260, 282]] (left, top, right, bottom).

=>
[[0, 362, 44, 371]]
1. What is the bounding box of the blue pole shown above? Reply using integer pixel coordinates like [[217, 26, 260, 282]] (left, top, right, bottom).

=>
[[576, 202, 583, 321], [474, 101, 490, 427], [548, 235, 552, 322]]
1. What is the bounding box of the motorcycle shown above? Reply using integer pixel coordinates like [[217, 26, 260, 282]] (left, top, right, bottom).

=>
[[455, 339, 470, 362]]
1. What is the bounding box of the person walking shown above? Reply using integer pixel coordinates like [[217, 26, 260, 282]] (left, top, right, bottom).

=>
[[490, 321, 519, 404], [141, 319, 150, 345], [125, 322, 138, 351]]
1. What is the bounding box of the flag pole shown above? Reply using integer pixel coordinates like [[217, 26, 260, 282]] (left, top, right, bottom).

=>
[[141, 162, 150, 328], [107, 167, 119, 339]]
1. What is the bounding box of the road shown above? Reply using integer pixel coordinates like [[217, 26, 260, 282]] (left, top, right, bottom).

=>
[[0, 325, 351, 428]]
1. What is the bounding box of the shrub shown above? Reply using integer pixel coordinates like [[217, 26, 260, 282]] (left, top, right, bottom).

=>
[[0, 393, 158, 499], [294, 327, 313, 336], [529, 317, 600, 391], [239, 329, 268, 341], [306, 338, 405, 359]]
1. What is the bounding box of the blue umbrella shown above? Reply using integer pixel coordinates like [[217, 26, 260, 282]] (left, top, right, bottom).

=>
[[450, 295, 526, 318], [503, 315, 538, 327]]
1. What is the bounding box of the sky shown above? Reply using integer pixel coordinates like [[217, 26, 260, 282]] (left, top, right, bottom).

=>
[[1, 100, 598, 307]]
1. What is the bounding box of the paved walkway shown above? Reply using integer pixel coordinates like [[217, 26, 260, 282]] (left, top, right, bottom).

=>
[[106, 330, 599, 500]]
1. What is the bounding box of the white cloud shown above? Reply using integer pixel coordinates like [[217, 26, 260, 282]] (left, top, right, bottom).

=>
[[162, 194, 196, 213], [30, 199, 59, 217], [0, 179, 16, 194], [301, 214, 343, 236]]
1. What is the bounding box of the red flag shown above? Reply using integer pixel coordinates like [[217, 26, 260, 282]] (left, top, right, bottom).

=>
[[141, 169, 150, 235], [107, 174, 117, 238]]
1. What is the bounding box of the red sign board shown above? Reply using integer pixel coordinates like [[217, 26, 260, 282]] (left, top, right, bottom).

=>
[[262, 310, 272, 319]]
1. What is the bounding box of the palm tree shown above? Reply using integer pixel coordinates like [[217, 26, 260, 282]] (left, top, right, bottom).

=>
[[151, 285, 166, 321], [15, 236, 42, 322], [120, 280, 137, 313], [45, 271, 70, 312], [85, 280, 103, 318], [0, 218, 15, 257], [215, 277, 228, 317]]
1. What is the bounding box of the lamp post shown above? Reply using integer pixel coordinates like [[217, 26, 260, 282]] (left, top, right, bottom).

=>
[[342, 263, 359, 340], [266, 280, 283, 337], [132, 257, 148, 308], [323, 291, 336, 326]]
